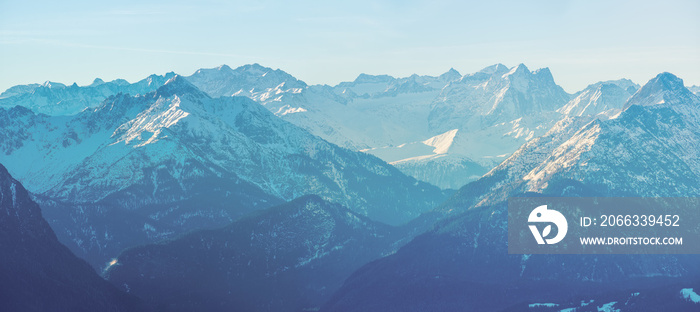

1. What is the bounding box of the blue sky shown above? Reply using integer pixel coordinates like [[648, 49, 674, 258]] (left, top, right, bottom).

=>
[[1, 0, 698, 93]]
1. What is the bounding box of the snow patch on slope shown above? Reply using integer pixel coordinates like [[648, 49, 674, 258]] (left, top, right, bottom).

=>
[[681, 288, 700, 303], [422, 129, 458, 154], [523, 122, 601, 189]]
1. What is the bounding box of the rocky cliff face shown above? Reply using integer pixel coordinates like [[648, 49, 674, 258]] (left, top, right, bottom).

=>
[[0, 163, 148, 312]]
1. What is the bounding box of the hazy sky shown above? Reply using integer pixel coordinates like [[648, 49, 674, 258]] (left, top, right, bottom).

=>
[[1, 0, 698, 93]]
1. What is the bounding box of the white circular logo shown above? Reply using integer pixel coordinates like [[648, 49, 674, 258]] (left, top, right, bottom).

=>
[[528, 205, 568, 245]]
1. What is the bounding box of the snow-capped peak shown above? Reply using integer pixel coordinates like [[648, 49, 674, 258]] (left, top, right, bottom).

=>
[[478, 64, 509, 75], [145, 72, 177, 86], [558, 79, 639, 117], [163, 75, 191, 86], [41, 81, 66, 89], [623, 72, 698, 110], [503, 63, 531, 78], [645, 72, 685, 92], [187, 64, 307, 98], [456, 64, 509, 83]]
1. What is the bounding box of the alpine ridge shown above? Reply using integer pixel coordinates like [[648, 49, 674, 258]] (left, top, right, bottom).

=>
[[183, 63, 577, 189], [0, 75, 446, 269], [2, 65, 699, 312], [105, 195, 399, 312], [320, 72, 700, 312], [3, 64, 649, 190], [0, 72, 176, 116]]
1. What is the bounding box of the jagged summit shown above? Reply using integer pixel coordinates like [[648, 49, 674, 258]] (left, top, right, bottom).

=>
[[532, 67, 554, 82], [146, 72, 177, 80], [428, 62, 571, 161], [40, 81, 66, 89], [143, 72, 178, 89], [0, 72, 178, 115], [503, 63, 531, 78]]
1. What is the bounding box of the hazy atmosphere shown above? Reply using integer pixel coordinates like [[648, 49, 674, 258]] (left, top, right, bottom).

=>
[[1, 0, 699, 93], [3, 1, 700, 311]]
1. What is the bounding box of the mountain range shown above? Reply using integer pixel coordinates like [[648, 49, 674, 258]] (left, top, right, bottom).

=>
[[322, 72, 700, 311], [2, 63, 637, 190], [0, 75, 446, 269], [2, 64, 699, 311], [0, 73, 177, 115], [186, 63, 637, 190]]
